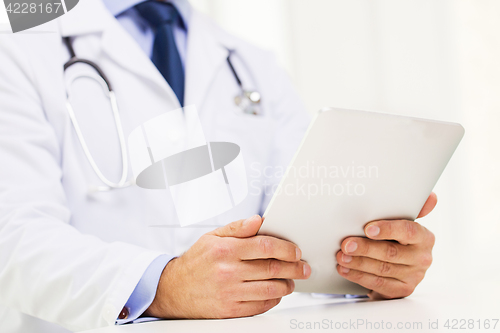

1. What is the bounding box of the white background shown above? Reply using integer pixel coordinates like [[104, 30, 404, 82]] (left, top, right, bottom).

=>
[[1, 0, 498, 289], [0, 0, 8, 26]]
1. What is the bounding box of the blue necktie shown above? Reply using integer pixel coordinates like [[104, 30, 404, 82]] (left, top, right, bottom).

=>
[[135, 1, 185, 106]]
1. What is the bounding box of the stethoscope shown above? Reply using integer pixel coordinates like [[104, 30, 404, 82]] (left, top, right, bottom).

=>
[[63, 37, 132, 192], [63, 37, 262, 191], [226, 49, 262, 115]]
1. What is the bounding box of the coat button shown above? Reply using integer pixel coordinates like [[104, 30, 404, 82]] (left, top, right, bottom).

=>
[[118, 307, 129, 320]]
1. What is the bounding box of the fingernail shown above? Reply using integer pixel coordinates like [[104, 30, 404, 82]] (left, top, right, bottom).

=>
[[303, 263, 311, 277], [342, 254, 352, 263], [340, 266, 350, 274], [243, 215, 259, 226], [345, 241, 358, 253], [366, 225, 380, 237], [296, 248, 302, 261]]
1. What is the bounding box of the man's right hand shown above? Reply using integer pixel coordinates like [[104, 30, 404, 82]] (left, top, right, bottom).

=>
[[144, 215, 311, 319]]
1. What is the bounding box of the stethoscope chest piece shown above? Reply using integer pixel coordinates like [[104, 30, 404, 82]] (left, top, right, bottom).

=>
[[234, 90, 262, 115]]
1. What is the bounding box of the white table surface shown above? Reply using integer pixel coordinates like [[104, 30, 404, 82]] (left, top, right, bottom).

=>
[[83, 278, 500, 333]]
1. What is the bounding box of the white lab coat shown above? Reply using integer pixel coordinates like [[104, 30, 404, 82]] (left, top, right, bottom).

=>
[[0, 0, 310, 332]]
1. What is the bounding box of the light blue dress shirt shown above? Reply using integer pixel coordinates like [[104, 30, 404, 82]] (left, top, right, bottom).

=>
[[101, 0, 190, 324], [116, 254, 174, 324]]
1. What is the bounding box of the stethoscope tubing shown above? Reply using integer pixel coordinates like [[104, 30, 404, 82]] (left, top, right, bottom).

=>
[[62, 38, 259, 192], [226, 49, 243, 88], [64, 37, 130, 191]]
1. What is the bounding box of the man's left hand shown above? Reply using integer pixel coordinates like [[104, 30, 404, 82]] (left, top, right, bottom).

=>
[[336, 192, 438, 299]]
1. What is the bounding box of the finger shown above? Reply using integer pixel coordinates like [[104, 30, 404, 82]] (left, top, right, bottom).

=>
[[336, 251, 411, 280], [336, 265, 414, 299], [364, 220, 432, 245], [240, 259, 311, 281], [227, 298, 281, 318], [340, 237, 416, 264], [417, 192, 438, 218], [368, 291, 391, 300], [209, 215, 263, 238], [239, 279, 294, 301], [238, 236, 302, 262]]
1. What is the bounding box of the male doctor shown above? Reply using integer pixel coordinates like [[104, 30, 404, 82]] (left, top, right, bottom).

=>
[[0, 0, 437, 332]]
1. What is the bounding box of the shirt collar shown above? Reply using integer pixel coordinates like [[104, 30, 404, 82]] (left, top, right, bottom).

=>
[[102, 0, 191, 29]]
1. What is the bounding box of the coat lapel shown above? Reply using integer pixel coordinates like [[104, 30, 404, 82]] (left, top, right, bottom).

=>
[[58, 0, 108, 37], [99, 22, 181, 108], [183, 11, 230, 111]]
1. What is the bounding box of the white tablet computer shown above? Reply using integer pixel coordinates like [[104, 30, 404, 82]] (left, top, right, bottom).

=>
[[259, 108, 464, 295]]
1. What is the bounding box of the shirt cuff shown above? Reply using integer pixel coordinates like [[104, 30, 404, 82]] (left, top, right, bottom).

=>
[[116, 254, 175, 324]]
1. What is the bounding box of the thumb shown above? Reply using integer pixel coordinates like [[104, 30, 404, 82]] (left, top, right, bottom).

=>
[[209, 215, 263, 238], [417, 192, 438, 219]]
